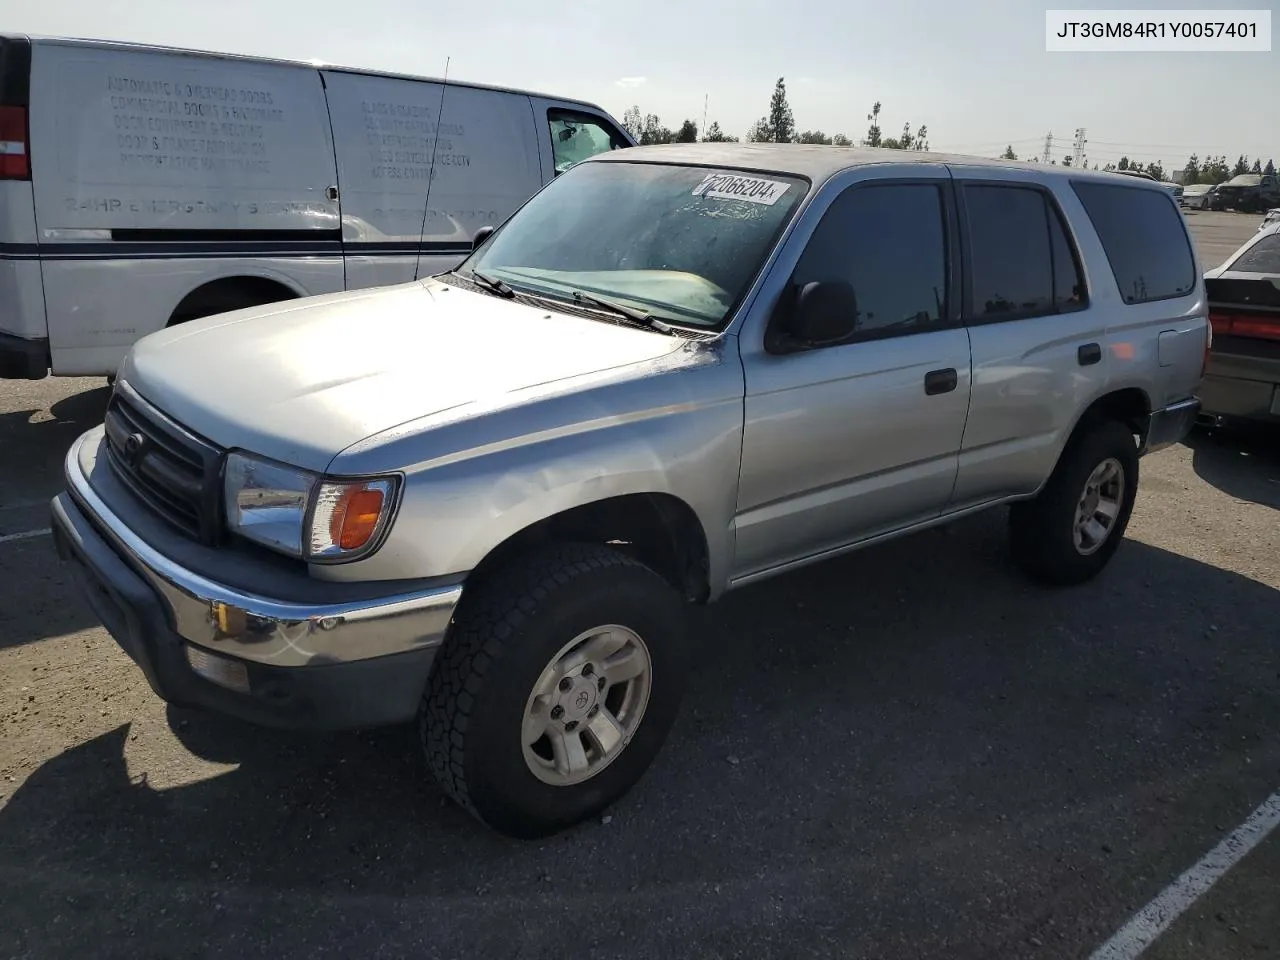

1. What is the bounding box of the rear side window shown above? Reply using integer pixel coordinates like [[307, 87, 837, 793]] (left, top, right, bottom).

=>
[[1072, 183, 1197, 304], [963, 184, 1086, 321], [1228, 233, 1280, 274]]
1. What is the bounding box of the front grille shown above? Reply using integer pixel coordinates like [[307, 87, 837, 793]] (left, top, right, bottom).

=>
[[103, 387, 225, 544]]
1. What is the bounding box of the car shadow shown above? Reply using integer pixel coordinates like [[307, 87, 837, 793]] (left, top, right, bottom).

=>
[[0, 381, 112, 651], [1184, 422, 1280, 509], [2, 512, 1278, 958], [0, 380, 111, 511]]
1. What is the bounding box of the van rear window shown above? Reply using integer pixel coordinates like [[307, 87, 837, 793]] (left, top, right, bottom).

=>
[[1071, 182, 1197, 304]]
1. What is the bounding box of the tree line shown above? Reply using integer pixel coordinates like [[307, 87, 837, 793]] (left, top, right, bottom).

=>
[[619, 77, 1274, 187], [620, 78, 929, 151], [997, 146, 1275, 185]]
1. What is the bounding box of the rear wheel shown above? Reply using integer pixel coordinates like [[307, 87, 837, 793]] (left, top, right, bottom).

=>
[[420, 542, 688, 838], [1009, 418, 1139, 586]]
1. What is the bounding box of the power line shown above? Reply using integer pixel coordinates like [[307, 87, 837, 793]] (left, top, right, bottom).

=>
[[937, 136, 1275, 156], [1086, 138, 1235, 149], [939, 137, 1045, 150]]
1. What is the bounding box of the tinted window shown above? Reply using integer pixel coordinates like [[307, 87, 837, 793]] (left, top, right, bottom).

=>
[[792, 183, 947, 336], [966, 186, 1054, 318], [1229, 233, 1280, 275], [1072, 183, 1197, 303]]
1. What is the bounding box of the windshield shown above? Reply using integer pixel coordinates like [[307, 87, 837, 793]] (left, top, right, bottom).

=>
[[461, 161, 808, 328]]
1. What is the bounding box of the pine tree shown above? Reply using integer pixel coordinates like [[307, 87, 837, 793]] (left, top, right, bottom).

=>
[[766, 78, 795, 143], [864, 101, 882, 147]]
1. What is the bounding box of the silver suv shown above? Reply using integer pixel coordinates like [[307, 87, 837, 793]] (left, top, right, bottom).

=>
[[52, 145, 1207, 838]]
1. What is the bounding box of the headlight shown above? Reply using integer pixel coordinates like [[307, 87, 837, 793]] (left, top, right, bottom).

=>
[[224, 453, 315, 556], [223, 452, 399, 562]]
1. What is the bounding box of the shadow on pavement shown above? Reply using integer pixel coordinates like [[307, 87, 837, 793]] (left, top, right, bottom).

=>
[[0, 381, 110, 508], [1184, 422, 1280, 509], [2, 511, 1278, 958], [0, 382, 112, 650]]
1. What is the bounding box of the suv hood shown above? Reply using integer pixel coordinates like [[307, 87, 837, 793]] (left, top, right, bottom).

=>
[[119, 280, 687, 472]]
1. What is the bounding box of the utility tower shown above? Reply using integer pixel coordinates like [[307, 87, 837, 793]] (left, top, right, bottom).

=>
[[1073, 128, 1088, 169], [1042, 132, 1054, 164]]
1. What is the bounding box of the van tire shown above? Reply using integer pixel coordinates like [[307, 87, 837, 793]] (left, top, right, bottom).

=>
[[1009, 418, 1139, 586], [419, 542, 688, 839]]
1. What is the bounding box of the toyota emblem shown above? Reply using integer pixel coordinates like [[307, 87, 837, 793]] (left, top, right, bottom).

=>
[[123, 432, 147, 464]]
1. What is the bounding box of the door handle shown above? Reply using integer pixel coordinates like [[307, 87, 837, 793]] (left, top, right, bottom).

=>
[[324, 185, 339, 201], [1078, 343, 1102, 366], [924, 368, 958, 396]]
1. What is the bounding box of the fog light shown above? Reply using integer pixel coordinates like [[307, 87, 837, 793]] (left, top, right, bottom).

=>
[[185, 645, 250, 694]]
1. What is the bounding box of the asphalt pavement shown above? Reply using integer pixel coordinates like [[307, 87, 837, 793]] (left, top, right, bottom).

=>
[[0, 211, 1276, 960]]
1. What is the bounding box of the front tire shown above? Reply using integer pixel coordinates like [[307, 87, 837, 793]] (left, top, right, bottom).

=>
[[1009, 418, 1139, 586], [420, 542, 688, 838]]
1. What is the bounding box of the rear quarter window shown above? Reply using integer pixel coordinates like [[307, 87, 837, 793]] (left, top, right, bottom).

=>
[[1228, 233, 1280, 275], [1071, 182, 1197, 304]]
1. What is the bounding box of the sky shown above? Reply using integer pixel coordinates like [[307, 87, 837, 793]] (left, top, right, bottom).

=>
[[3, 0, 1277, 170]]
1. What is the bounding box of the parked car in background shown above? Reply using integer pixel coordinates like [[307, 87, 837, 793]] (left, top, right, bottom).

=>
[[1260, 208, 1280, 232], [1211, 173, 1280, 214], [52, 144, 1206, 838], [0, 33, 634, 381], [1180, 183, 1216, 210], [1200, 222, 1280, 425]]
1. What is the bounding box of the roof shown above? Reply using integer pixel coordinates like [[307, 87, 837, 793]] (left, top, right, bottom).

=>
[[589, 142, 1173, 190], [8, 33, 612, 115], [1223, 174, 1264, 187]]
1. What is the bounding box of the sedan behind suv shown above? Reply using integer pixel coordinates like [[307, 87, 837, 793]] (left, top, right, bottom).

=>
[[1201, 222, 1280, 425]]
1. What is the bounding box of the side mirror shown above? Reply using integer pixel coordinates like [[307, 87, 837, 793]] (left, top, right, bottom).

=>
[[472, 225, 496, 251], [785, 280, 857, 347]]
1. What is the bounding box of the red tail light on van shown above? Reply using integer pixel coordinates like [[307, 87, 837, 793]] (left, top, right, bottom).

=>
[[0, 105, 29, 179]]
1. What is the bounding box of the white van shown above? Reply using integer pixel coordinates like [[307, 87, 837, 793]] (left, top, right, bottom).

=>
[[0, 34, 635, 379]]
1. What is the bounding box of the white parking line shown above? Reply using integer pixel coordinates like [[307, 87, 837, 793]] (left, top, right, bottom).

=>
[[1090, 790, 1280, 960], [0, 527, 51, 545]]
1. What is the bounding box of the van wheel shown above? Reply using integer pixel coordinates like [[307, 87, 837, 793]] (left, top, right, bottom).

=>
[[420, 542, 688, 839], [1009, 418, 1139, 586]]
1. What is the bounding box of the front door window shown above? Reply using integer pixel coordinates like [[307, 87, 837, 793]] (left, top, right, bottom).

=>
[[548, 110, 628, 175]]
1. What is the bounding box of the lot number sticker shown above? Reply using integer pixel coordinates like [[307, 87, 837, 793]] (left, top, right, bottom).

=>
[[693, 173, 790, 206]]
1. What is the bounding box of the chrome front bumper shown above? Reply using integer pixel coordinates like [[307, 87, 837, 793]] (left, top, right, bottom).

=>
[[59, 428, 462, 669]]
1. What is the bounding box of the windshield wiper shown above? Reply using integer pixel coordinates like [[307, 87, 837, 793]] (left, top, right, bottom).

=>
[[462, 270, 515, 299], [571, 291, 675, 333]]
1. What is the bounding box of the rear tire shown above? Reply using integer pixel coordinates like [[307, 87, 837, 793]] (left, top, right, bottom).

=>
[[1009, 418, 1139, 586], [420, 542, 688, 839]]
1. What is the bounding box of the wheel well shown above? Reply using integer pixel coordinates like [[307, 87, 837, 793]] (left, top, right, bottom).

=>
[[168, 277, 298, 326], [467, 494, 711, 603], [1080, 388, 1151, 440]]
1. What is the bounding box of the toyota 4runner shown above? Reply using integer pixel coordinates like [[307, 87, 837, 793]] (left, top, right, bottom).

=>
[[51, 144, 1207, 838]]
